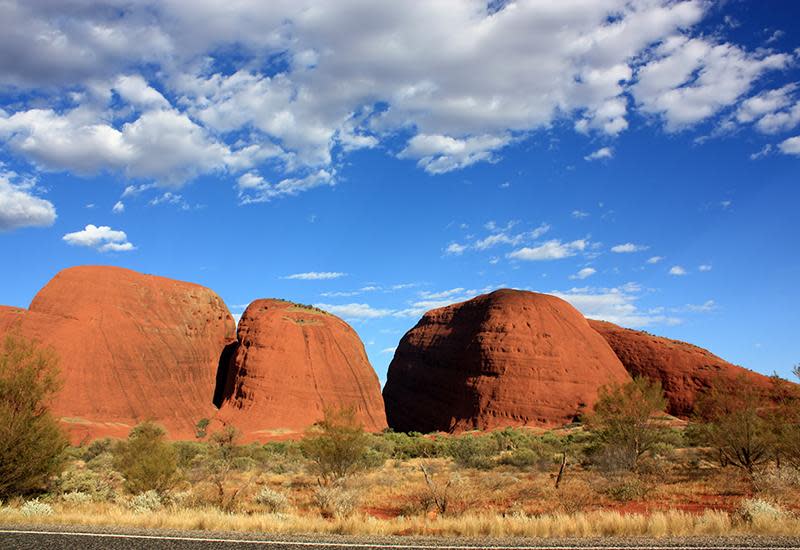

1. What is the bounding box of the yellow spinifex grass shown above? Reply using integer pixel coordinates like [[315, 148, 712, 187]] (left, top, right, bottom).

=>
[[2, 504, 800, 538]]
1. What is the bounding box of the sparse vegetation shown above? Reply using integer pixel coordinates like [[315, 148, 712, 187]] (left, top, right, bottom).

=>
[[1, 388, 799, 539], [113, 421, 179, 494], [0, 333, 68, 499]]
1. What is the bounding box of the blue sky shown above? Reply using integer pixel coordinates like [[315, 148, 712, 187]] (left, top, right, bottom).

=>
[[0, 1, 798, 383]]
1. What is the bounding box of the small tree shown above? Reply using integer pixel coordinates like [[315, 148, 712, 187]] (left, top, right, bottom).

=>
[[201, 425, 251, 512], [694, 377, 773, 474], [301, 407, 371, 483], [588, 377, 670, 472], [114, 421, 179, 494], [0, 333, 68, 498]]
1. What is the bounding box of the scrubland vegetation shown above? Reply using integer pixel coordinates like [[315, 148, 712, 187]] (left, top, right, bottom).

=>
[[2, 333, 800, 538]]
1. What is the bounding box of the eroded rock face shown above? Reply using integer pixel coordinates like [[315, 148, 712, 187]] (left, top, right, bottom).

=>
[[588, 319, 776, 417], [215, 299, 387, 438], [383, 289, 631, 433], [0, 266, 236, 442]]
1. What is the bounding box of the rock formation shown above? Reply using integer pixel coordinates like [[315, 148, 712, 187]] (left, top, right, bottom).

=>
[[0, 266, 236, 442], [588, 319, 777, 417], [383, 289, 631, 433], [215, 299, 387, 438]]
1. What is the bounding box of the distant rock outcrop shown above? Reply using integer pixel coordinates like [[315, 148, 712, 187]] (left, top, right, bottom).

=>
[[588, 319, 777, 417], [215, 299, 387, 439], [0, 265, 236, 443], [382, 289, 631, 433]]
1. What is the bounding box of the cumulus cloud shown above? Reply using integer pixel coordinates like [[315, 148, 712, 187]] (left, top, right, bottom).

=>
[[508, 239, 587, 261], [632, 36, 791, 131], [611, 242, 649, 253], [62, 224, 135, 252], [236, 170, 334, 204], [313, 302, 393, 319], [553, 283, 681, 328], [283, 271, 346, 280], [669, 265, 687, 276], [399, 134, 511, 174], [646, 255, 665, 264], [0, 171, 56, 231], [0, 0, 795, 198], [570, 267, 597, 280], [444, 242, 467, 255], [112, 201, 124, 214], [779, 136, 800, 156], [584, 147, 614, 161]]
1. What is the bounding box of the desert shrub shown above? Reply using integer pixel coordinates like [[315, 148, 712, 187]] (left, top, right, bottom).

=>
[[0, 333, 68, 498], [20, 498, 53, 517], [56, 462, 119, 501], [416, 462, 466, 516], [129, 490, 162, 513], [601, 476, 652, 502], [195, 418, 210, 439], [587, 377, 671, 473], [254, 487, 291, 513], [313, 482, 359, 518], [735, 498, 786, 524], [191, 426, 254, 512], [62, 491, 92, 504], [447, 435, 496, 469], [499, 447, 540, 468], [82, 438, 115, 462], [173, 441, 206, 470], [381, 431, 446, 459], [694, 377, 774, 474], [114, 421, 179, 494], [301, 407, 372, 482]]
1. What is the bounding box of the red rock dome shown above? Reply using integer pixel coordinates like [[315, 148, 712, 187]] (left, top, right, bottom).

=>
[[214, 299, 387, 439], [383, 289, 631, 433], [0, 265, 236, 442], [588, 319, 777, 417]]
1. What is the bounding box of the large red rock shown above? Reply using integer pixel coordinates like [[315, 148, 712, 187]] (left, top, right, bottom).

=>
[[588, 319, 777, 417], [383, 289, 632, 433], [215, 299, 387, 439], [0, 266, 236, 443]]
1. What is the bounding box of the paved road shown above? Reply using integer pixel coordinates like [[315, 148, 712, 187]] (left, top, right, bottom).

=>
[[2, 527, 800, 550]]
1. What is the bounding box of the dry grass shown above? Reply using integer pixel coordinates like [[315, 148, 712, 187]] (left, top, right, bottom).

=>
[[2, 502, 800, 538]]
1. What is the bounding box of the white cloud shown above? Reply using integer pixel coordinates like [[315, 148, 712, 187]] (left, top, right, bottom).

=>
[[779, 136, 800, 156], [0, 0, 795, 197], [584, 147, 614, 161], [646, 255, 665, 264], [380, 347, 397, 355], [669, 265, 687, 276], [0, 107, 229, 186], [570, 267, 597, 280], [553, 283, 680, 328], [283, 271, 346, 280], [611, 242, 648, 253], [698, 264, 712, 272], [112, 201, 124, 214], [444, 242, 467, 255], [237, 169, 334, 204], [633, 36, 791, 131], [62, 224, 135, 252], [399, 134, 511, 174], [572, 210, 590, 219], [735, 84, 800, 134], [314, 303, 393, 319], [681, 299, 716, 312], [509, 239, 587, 261], [0, 170, 56, 231]]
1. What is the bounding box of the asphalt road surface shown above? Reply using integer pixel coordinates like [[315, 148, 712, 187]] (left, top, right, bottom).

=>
[[2, 527, 800, 550]]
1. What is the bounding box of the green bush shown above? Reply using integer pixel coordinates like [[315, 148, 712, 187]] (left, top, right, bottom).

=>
[[114, 422, 179, 494], [129, 490, 162, 513], [301, 408, 372, 482], [254, 487, 291, 513], [0, 333, 68, 498], [447, 435, 496, 469], [381, 431, 446, 459]]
